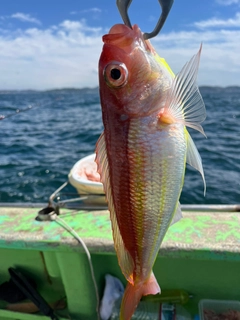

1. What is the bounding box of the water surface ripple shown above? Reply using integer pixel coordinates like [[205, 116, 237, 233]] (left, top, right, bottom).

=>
[[0, 87, 239, 204]]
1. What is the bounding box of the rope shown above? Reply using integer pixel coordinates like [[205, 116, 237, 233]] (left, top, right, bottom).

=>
[[49, 212, 100, 320]]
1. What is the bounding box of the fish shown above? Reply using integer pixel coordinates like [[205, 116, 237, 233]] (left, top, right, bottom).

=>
[[96, 23, 206, 320]]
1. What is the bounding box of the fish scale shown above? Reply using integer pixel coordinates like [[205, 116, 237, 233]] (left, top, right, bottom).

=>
[[127, 118, 186, 274]]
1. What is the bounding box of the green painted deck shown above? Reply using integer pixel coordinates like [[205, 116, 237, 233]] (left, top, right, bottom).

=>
[[0, 206, 239, 319]]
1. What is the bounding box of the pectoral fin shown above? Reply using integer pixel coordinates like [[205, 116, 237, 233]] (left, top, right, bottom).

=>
[[186, 130, 206, 195], [160, 45, 206, 136]]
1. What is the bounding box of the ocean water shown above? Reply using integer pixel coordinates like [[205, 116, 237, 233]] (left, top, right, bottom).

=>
[[0, 87, 239, 205]]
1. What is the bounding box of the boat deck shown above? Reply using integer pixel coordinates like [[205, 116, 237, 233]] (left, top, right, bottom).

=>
[[0, 205, 240, 257], [0, 205, 239, 319]]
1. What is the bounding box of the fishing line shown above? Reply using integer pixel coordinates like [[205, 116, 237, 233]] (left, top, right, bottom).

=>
[[0, 100, 55, 121], [49, 212, 100, 320]]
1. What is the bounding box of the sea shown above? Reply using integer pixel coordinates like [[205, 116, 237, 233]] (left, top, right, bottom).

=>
[[0, 86, 239, 205]]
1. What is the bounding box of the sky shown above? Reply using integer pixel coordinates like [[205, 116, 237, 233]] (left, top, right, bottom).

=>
[[0, 0, 240, 90]]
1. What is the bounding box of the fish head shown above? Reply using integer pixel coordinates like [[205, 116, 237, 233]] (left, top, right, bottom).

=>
[[99, 24, 173, 118]]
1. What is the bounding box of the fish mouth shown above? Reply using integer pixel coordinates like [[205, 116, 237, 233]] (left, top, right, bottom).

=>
[[102, 24, 145, 54]]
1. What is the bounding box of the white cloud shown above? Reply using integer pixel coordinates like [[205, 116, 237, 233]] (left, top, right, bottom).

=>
[[148, 15, 156, 22], [60, 20, 102, 33], [80, 8, 102, 14], [0, 19, 102, 90], [152, 28, 240, 86], [216, 0, 240, 5], [11, 13, 41, 25], [0, 16, 239, 90], [194, 12, 240, 28], [70, 8, 102, 15]]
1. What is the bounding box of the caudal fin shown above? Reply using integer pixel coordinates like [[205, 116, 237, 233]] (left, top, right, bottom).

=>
[[120, 272, 160, 320]]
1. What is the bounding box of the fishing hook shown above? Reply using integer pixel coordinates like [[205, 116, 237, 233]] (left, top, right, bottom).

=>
[[116, 0, 174, 39]]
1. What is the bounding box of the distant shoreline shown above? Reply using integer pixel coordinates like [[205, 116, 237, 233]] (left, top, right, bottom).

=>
[[0, 86, 240, 94], [0, 87, 99, 94]]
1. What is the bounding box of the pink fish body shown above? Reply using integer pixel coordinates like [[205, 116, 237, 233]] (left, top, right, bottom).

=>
[[96, 24, 206, 320]]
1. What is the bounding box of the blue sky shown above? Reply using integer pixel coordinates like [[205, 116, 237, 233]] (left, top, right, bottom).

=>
[[0, 0, 240, 90]]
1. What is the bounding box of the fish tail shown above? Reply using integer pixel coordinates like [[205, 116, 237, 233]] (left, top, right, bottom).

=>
[[120, 272, 160, 320]]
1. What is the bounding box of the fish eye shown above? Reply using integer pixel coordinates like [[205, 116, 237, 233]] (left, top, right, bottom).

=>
[[111, 68, 121, 80], [103, 61, 128, 88]]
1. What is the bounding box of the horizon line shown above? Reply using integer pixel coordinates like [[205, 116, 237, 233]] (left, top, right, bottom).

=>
[[0, 85, 240, 93]]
